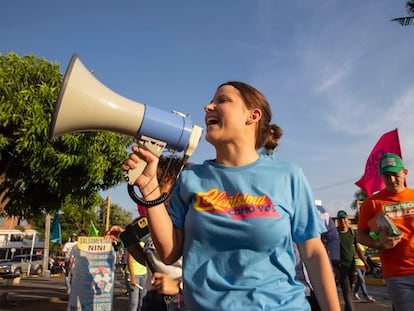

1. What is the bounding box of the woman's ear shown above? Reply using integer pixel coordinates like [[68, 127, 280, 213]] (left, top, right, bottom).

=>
[[246, 108, 262, 125]]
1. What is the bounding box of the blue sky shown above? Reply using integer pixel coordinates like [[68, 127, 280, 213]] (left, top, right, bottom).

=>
[[2, 1, 414, 218]]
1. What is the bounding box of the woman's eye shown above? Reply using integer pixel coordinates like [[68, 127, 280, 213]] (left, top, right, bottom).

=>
[[216, 97, 228, 104]]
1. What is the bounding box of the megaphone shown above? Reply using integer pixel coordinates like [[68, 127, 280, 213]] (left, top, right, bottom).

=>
[[49, 53, 203, 190]]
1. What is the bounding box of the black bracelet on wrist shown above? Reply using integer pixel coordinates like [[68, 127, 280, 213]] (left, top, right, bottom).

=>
[[127, 184, 169, 207]]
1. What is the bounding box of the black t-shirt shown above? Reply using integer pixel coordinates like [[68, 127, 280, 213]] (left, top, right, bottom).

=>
[[339, 229, 356, 268]]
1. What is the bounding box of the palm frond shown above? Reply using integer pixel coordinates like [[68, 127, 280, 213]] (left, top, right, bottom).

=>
[[391, 16, 414, 26]]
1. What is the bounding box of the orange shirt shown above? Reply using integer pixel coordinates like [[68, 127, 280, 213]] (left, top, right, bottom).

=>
[[358, 187, 414, 278]]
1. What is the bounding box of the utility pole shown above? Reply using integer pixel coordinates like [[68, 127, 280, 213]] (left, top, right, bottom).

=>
[[43, 213, 51, 277]]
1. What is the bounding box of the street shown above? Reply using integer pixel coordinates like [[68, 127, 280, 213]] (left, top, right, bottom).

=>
[[0, 273, 129, 311], [0, 274, 394, 310]]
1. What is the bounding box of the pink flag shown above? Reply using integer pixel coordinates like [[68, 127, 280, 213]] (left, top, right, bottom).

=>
[[355, 128, 402, 196]]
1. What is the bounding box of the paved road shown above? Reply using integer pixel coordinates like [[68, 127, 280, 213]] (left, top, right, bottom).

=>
[[352, 285, 394, 311], [0, 273, 129, 311], [0, 273, 393, 310]]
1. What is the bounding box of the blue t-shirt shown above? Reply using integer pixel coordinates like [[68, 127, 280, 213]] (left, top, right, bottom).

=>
[[168, 155, 325, 311]]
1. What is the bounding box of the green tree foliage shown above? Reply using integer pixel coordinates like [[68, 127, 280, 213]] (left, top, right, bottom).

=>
[[31, 202, 133, 247], [407, 0, 414, 15], [0, 52, 134, 219], [351, 189, 367, 211], [391, 1, 414, 26], [99, 202, 133, 232]]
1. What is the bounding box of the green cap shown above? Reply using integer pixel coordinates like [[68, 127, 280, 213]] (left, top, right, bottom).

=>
[[379, 153, 404, 175], [337, 210, 348, 218]]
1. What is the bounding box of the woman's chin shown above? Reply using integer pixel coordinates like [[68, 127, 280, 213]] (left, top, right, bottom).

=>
[[205, 134, 219, 146]]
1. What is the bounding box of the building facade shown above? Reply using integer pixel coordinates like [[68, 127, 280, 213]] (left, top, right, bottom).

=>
[[0, 216, 44, 260]]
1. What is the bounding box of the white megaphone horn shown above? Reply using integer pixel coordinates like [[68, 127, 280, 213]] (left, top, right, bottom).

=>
[[49, 53, 203, 189]]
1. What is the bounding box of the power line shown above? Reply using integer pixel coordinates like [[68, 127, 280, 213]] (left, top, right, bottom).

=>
[[313, 158, 413, 192], [313, 177, 359, 192]]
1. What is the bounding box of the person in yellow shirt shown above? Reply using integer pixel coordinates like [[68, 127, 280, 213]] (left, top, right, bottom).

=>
[[125, 251, 147, 310], [352, 244, 375, 302]]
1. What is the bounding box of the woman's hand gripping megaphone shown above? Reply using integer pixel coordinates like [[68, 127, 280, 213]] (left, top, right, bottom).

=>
[[123, 145, 159, 185], [122, 145, 167, 206], [122, 125, 202, 207], [122, 136, 166, 186]]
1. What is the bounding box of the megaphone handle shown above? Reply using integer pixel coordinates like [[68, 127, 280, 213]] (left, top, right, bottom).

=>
[[122, 135, 169, 186], [123, 161, 148, 185]]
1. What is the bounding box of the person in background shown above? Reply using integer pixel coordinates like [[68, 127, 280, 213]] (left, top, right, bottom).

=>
[[294, 203, 340, 311], [65, 229, 87, 303], [316, 203, 340, 269], [337, 210, 369, 311], [352, 244, 375, 302], [121, 156, 188, 311], [357, 153, 414, 311], [121, 250, 131, 296], [110, 81, 340, 311], [67, 229, 101, 309], [125, 251, 147, 311], [139, 156, 188, 311], [120, 249, 128, 274], [263, 127, 339, 311], [62, 232, 77, 294], [141, 235, 184, 311], [68, 230, 87, 269]]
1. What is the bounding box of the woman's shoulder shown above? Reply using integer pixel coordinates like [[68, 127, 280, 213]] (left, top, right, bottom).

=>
[[180, 161, 209, 174], [262, 155, 303, 173]]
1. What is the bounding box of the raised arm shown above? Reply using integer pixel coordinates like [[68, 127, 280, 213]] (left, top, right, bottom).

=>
[[122, 146, 183, 264]]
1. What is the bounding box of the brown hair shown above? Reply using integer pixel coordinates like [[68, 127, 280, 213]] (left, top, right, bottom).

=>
[[157, 155, 192, 188], [156, 155, 191, 206], [134, 155, 191, 210], [218, 81, 272, 149], [264, 124, 283, 154]]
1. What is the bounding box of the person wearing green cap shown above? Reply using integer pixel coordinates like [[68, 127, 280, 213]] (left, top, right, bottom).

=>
[[336, 210, 368, 311], [357, 153, 414, 311]]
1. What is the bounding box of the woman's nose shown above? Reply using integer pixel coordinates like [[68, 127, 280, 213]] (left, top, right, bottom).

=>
[[204, 102, 215, 112]]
